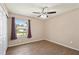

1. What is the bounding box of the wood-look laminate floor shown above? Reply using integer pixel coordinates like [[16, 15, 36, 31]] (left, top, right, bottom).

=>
[[6, 40, 79, 55]]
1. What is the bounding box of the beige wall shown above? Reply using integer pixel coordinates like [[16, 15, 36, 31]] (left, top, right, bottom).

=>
[[8, 13, 44, 47], [8, 8, 79, 51], [45, 8, 79, 51]]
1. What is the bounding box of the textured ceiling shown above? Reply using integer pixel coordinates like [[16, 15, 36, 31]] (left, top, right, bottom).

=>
[[5, 3, 79, 20]]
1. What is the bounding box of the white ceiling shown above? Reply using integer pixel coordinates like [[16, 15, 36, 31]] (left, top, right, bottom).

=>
[[5, 3, 79, 20]]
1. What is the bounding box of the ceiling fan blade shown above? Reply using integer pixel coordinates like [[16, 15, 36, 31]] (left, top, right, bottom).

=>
[[37, 15, 41, 17], [32, 12, 41, 14], [47, 11, 56, 14]]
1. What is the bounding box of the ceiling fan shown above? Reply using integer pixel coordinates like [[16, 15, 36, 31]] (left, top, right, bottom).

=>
[[32, 7, 56, 19]]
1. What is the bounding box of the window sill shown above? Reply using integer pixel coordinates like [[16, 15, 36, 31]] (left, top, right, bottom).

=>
[[17, 36, 27, 38]]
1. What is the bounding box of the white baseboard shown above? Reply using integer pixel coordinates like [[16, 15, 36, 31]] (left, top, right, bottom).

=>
[[9, 39, 43, 47], [8, 38, 79, 51], [46, 39, 79, 51]]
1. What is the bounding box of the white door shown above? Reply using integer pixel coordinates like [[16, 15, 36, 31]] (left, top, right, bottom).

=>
[[0, 10, 3, 54], [0, 5, 8, 55]]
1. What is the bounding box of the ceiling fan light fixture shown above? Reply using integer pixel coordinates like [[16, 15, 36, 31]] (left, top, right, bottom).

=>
[[40, 14, 48, 19], [32, 7, 56, 19]]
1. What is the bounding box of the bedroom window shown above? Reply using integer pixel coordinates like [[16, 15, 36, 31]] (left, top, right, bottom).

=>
[[15, 19, 28, 37]]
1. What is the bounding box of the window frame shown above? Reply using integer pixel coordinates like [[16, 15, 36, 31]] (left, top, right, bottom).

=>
[[15, 18, 28, 38]]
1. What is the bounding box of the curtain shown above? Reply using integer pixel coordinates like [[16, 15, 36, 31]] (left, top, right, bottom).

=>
[[27, 20, 32, 38], [11, 17, 17, 40]]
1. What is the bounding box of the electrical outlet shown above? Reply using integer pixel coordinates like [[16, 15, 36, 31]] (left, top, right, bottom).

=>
[[70, 41, 72, 44]]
